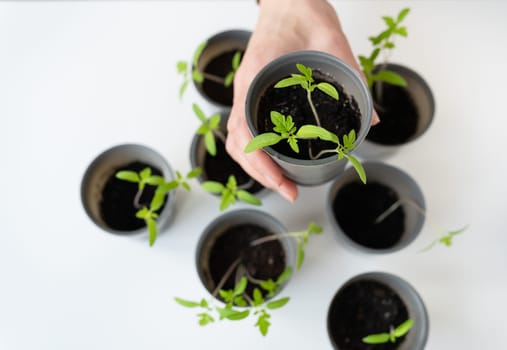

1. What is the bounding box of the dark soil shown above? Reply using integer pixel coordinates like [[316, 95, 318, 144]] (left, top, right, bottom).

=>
[[203, 138, 264, 194], [201, 50, 242, 106], [367, 83, 418, 145], [100, 161, 167, 231], [257, 70, 361, 159], [328, 279, 410, 350], [208, 223, 286, 301], [332, 182, 405, 249]]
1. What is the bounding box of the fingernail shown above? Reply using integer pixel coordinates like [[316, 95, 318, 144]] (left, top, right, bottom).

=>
[[278, 183, 295, 203]]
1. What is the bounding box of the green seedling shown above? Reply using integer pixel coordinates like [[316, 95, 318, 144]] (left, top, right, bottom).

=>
[[373, 198, 469, 252], [274, 63, 339, 127], [362, 319, 414, 344], [115, 167, 201, 246], [192, 103, 226, 156], [177, 41, 241, 98], [245, 111, 366, 184], [202, 175, 261, 211], [175, 222, 322, 336], [359, 8, 410, 89]]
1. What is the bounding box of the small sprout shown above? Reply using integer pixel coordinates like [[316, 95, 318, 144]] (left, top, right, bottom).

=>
[[192, 103, 226, 156], [245, 112, 366, 184], [177, 42, 242, 99], [175, 221, 320, 336], [420, 225, 469, 252], [202, 175, 262, 211], [373, 198, 469, 252], [115, 166, 201, 246], [362, 319, 414, 344], [359, 8, 410, 88]]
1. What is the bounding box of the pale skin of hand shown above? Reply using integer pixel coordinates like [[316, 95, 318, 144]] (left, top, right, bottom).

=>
[[226, 0, 379, 202]]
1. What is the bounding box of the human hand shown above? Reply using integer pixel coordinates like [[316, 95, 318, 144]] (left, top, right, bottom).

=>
[[226, 0, 378, 202]]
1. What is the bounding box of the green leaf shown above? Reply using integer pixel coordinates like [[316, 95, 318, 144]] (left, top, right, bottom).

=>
[[196, 124, 209, 135], [382, 16, 396, 29], [147, 218, 157, 246], [397, 8, 410, 23], [259, 280, 276, 293], [274, 76, 306, 88], [197, 313, 214, 326], [115, 170, 140, 183], [145, 175, 164, 186], [288, 137, 299, 153], [208, 114, 221, 129], [270, 111, 285, 129], [226, 175, 237, 190], [199, 299, 209, 308], [224, 72, 234, 87], [187, 167, 202, 179], [296, 63, 313, 81], [395, 26, 408, 37], [316, 82, 339, 100], [204, 131, 217, 156], [266, 297, 289, 310], [192, 69, 204, 83], [384, 42, 395, 49], [253, 288, 264, 307], [192, 103, 207, 123], [220, 190, 236, 211], [150, 191, 166, 212], [136, 207, 149, 219], [219, 289, 234, 302], [202, 181, 224, 194], [157, 180, 179, 193], [234, 276, 248, 296], [308, 222, 323, 234], [276, 267, 292, 285], [174, 297, 200, 308], [346, 154, 367, 184], [179, 80, 188, 99], [192, 41, 207, 66], [176, 61, 188, 74], [140, 167, 151, 180], [296, 125, 339, 144], [244, 133, 283, 153], [255, 311, 271, 336], [236, 190, 262, 206], [362, 333, 390, 344], [181, 182, 191, 192], [234, 296, 248, 307], [373, 70, 407, 87], [232, 51, 242, 70], [226, 310, 250, 321], [296, 243, 305, 270], [393, 319, 414, 337]]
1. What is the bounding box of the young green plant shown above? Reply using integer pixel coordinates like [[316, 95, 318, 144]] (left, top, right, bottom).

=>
[[115, 167, 201, 246], [358, 8, 410, 89], [373, 197, 469, 251], [245, 111, 366, 184], [177, 42, 241, 98], [192, 103, 226, 156], [175, 221, 322, 336], [362, 319, 414, 344], [202, 175, 261, 211]]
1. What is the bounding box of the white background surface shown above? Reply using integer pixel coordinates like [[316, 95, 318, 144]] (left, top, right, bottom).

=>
[[1, 1, 506, 349]]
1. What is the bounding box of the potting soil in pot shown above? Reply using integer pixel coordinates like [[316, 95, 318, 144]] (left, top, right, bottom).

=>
[[203, 138, 263, 194], [367, 83, 418, 145], [201, 50, 243, 106], [332, 182, 405, 249], [100, 161, 167, 231], [257, 70, 361, 159], [208, 224, 286, 300], [328, 279, 410, 350]]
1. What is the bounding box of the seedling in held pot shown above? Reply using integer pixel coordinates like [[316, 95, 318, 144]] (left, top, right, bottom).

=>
[[115, 167, 201, 246]]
